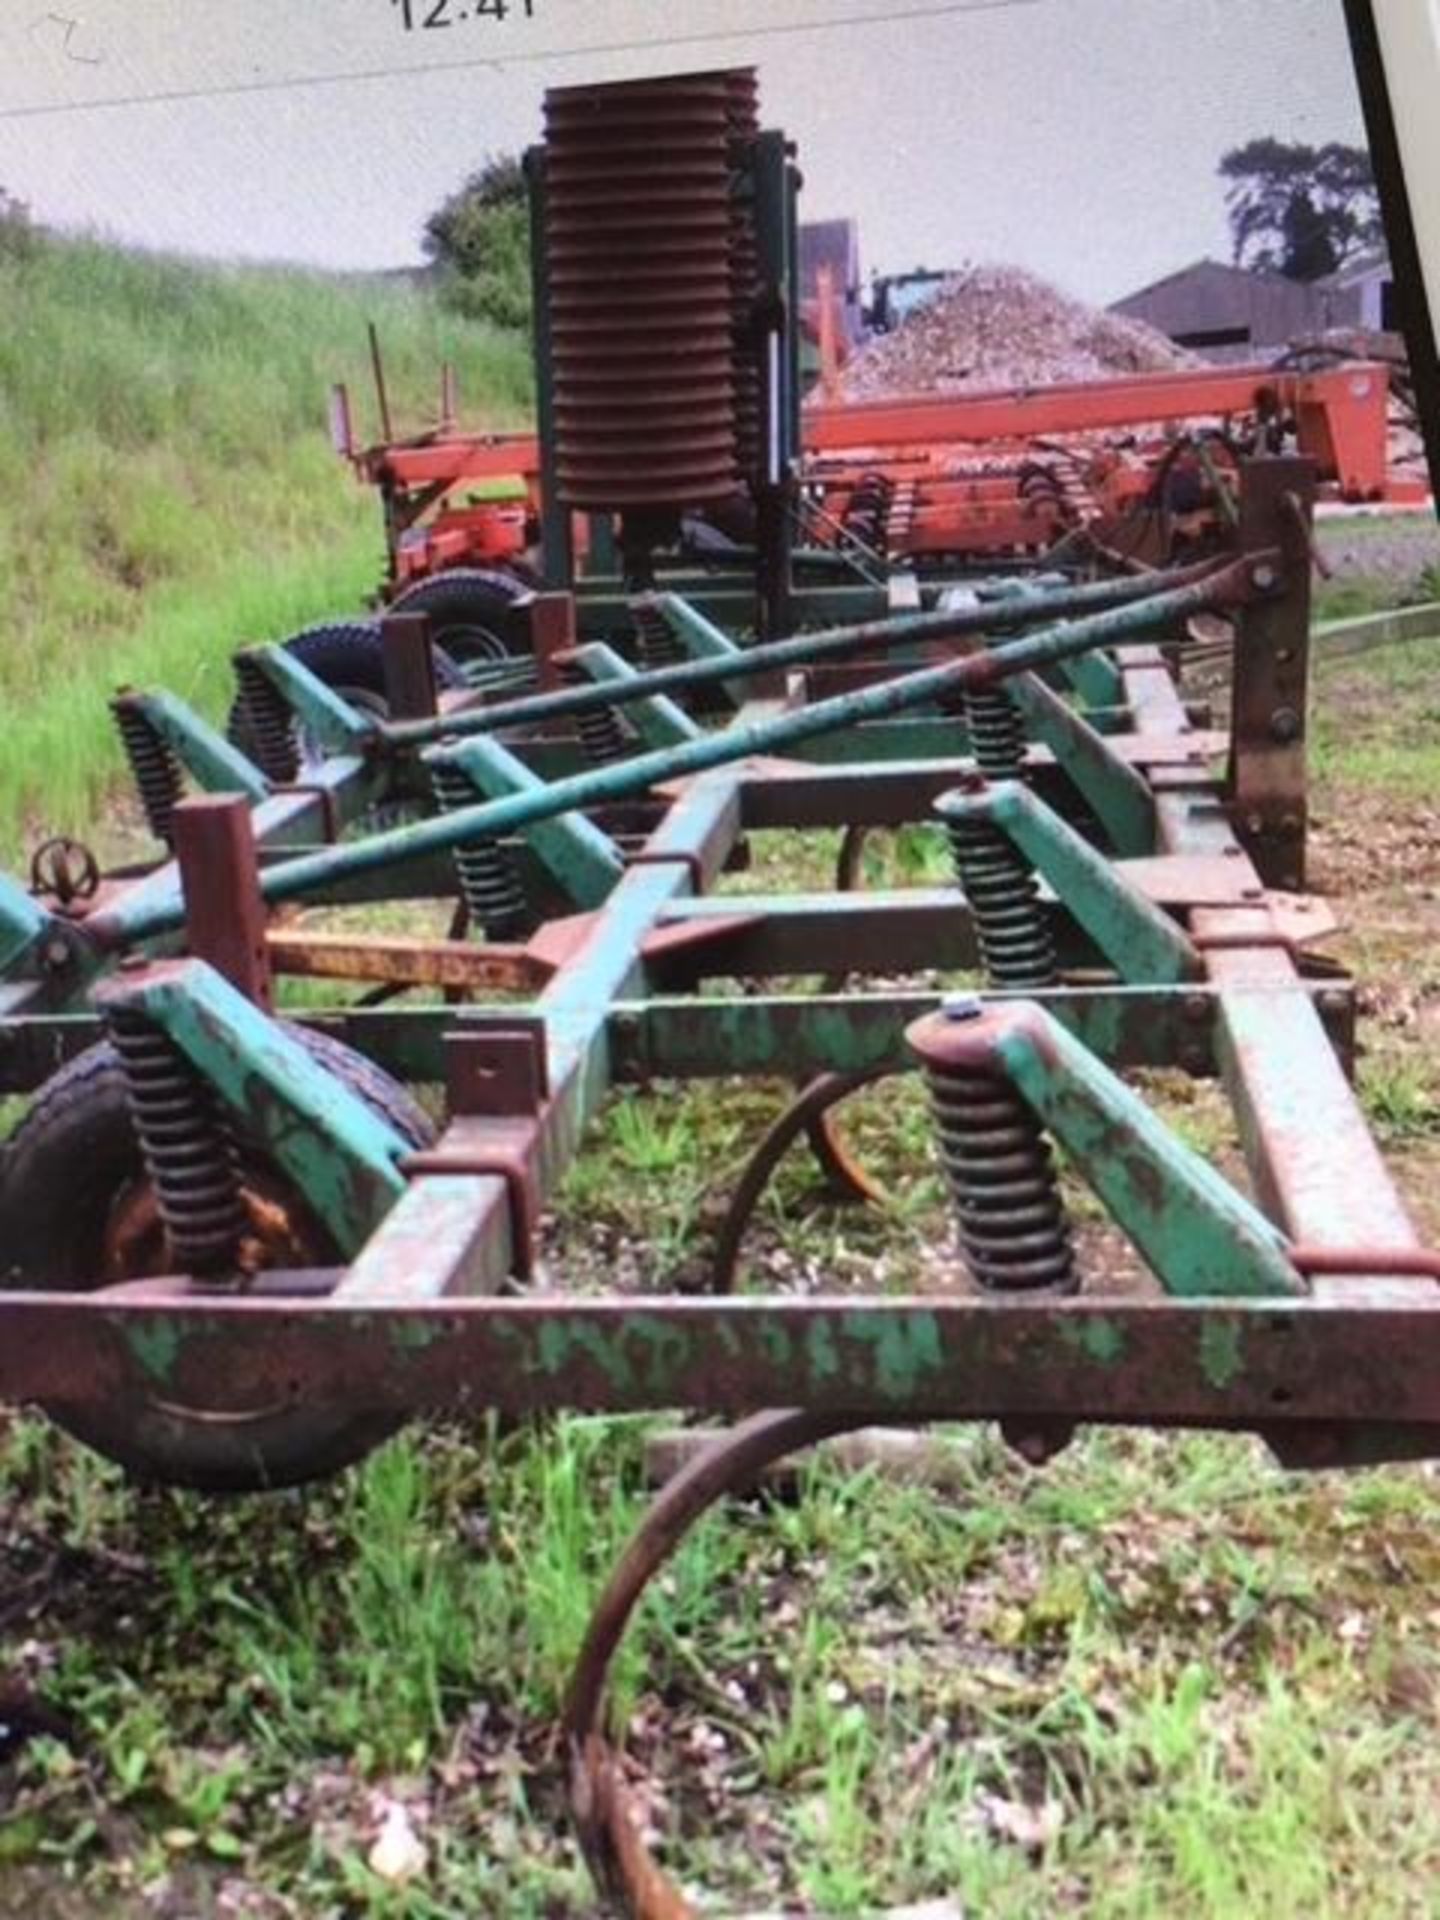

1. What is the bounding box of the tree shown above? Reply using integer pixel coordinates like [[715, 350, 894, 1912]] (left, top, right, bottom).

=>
[[1219, 139, 1382, 281], [423, 156, 532, 330]]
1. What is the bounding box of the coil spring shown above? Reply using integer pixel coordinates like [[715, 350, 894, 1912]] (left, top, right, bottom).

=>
[[842, 473, 892, 551], [106, 1009, 246, 1281], [563, 663, 629, 767], [631, 601, 685, 672], [233, 656, 300, 785], [111, 700, 183, 846], [963, 684, 1029, 782], [429, 758, 531, 941], [923, 1052, 1076, 1292], [947, 808, 1057, 991]]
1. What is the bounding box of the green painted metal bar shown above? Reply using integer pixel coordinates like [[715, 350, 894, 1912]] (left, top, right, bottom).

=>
[[90, 564, 1256, 951], [653, 596, 742, 660], [563, 643, 702, 749], [424, 734, 624, 908], [383, 558, 1242, 749], [130, 690, 270, 804], [2, 1292, 1433, 1430], [946, 782, 1200, 984], [239, 645, 374, 754], [984, 1005, 1303, 1297], [1008, 672, 1156, 856], [0, 871, 52, 979], [609, 986, 1244, 1081], [93, 959, 410, 1255]]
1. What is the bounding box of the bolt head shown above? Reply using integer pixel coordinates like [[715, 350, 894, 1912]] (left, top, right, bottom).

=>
[[941, 992, 985, 1022], [1251, 562, 1279, 592]]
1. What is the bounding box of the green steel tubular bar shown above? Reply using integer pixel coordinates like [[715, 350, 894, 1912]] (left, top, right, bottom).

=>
[[89, 563, 1255, 952], [381, 556, 1240, 748]]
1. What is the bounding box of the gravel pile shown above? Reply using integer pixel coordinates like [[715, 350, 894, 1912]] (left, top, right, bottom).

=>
[[839, 263, 1196, 398]]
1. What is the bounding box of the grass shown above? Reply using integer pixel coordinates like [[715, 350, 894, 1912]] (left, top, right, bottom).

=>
[[0, 231, 530, 861]]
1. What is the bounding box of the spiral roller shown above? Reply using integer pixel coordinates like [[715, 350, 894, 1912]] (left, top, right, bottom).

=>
[[232, 656, 300, 786], [908, 999, 1076, 1294], [106, 1008, 247, 1282], [428, 756, 532, 942], [940, 785, 1056, 992], [111, 697, 184, 847]]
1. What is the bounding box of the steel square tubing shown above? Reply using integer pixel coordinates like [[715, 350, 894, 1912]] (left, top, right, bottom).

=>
[[7, 1287, 1438, 1436], [1126, 659, 1423, 1261]]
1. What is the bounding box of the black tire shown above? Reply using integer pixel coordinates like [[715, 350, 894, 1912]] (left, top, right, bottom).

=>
[[388, 568, 532, 671], [227, 620, 464, 767], [0, 1026, 434, 1494]]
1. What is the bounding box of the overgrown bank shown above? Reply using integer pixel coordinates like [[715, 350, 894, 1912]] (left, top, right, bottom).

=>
[[0, 233, 531, 858]]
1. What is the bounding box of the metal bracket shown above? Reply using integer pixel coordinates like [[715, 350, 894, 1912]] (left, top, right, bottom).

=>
[[424, 733, 624, 909], [907, 999, 1304, 1298], [117, 690, 270, 804], [92, 958, 410, 1256], [944, 779, 1202, 984], [236, 643, 377, 756]]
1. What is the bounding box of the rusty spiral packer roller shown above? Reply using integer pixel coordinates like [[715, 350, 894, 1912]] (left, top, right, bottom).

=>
[[541, 69, 761, 511]]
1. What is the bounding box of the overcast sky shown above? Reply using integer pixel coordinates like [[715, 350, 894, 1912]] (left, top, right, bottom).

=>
[[0, 0, 1366, 304]]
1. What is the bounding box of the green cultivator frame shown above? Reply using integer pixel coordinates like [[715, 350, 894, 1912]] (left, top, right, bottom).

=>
[[1, 459, 1437, 1915]]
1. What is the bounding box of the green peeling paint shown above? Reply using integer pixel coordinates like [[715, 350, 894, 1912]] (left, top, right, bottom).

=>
[[1059, 1316, 1127, 1365], [841, 1310, 944, 1399], [1199, 1318, 1244, 1389], [127, 1318, 183, 1387]]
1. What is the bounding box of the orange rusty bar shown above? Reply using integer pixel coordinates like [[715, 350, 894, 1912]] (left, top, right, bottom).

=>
[[266, 929, 553, 993]]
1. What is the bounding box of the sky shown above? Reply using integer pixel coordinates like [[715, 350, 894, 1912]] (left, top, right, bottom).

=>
[[0, 0, 1368, 305]]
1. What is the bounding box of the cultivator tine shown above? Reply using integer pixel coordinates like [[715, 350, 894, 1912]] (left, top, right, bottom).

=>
[[565, 1410, 857, 1920]]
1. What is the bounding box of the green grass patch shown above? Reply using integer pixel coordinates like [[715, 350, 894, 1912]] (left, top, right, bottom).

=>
[[0, 232, 530, 859]]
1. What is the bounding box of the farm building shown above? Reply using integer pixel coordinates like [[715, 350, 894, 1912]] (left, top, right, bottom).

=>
[[1318, 247, 1397, 331], [1110, 255, 1393, 359]]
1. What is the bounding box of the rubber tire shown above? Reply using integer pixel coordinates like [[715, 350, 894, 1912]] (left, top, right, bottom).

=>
[[0, 1026, 435, 1494], [387, 568, 531, 666], [227, 620, 464, 763]]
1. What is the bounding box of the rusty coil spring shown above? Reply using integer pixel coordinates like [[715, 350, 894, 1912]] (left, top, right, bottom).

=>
[[630, 599, 685, 672], [111, 699, 183, 846], [922, 1048, 1076, 1292], [945, 806, 1056, 991], [562, 662, 630, 767], [429, 759, 531, 942], [232, 656, 299, 785], [962, 684, 1029, 783], [106, 1009, 247, 1280]]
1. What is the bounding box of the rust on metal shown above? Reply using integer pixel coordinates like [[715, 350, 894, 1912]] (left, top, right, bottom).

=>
[[173, 796, 274, 1011]]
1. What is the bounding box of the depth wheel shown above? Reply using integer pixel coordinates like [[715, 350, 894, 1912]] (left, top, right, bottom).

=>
[[0, 1027, 434, 1493], [388, 568, 535, 688]]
